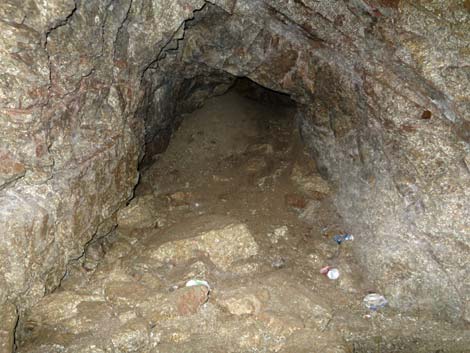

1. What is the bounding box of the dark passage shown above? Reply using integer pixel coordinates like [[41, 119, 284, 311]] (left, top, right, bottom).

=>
[[17, 84, 468, 353]]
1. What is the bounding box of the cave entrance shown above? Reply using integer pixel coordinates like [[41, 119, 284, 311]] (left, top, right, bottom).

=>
[[16, 23, 468, 353], [109, 76, 358, 349], [138, 76, 297, 177], [134, 73, 322, 210], [17, 78, 468, 353], [134, 77, 331, 233]]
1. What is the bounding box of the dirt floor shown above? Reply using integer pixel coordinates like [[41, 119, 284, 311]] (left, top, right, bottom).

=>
[[16, 90, 470, 352]]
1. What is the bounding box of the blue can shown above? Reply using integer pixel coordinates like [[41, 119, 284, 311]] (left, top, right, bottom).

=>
[[333, 233, 354, 244]]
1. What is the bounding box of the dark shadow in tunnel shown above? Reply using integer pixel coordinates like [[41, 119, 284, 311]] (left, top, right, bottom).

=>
[[138, 76, 296, 173]]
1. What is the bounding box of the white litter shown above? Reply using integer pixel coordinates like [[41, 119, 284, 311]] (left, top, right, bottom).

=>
[[326, 268, 340, 280], [363, 293, 388, 310], [185, 279, 211, 291]]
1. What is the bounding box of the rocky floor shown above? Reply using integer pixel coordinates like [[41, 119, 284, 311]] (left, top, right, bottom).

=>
[[16, 92, 470, 353]]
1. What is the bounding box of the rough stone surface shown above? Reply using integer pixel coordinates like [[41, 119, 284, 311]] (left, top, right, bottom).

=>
[[116, 195, 159, 229], [174, 285, 209, 316], [0, 303, 17, 353], [16, 88, 470, 352], [0, 0, 206, 314], [14, 209, 340, 352], [0, 150, 26, 189], [146, 215, 259, 271], [291, 163, 331, 198], [0, 0, 468, 339], [217, 287, 266, 316], [150, 0, 470, 322]]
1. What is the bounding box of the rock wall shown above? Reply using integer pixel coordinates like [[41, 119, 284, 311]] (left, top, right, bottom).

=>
[[158, 1, 470, 323], [0, 0, 207, 314], [0, 0, 468, 327]]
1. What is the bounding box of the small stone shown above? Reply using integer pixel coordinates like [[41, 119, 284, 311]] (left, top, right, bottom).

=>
[[103, 237, 133, 260], [268, 225, 289, 244], [166, 191, 192, 206], [284, 193, 308, 210], [217, 288, 268, 316], [308, 253, 321, 263], [245, 156, 268, 173], [117, 195, 158, 229], [274, 226, 288, 238], [221, 295, 262, 316], [173, 285, 209, 316], [291, 164, 330, 198]]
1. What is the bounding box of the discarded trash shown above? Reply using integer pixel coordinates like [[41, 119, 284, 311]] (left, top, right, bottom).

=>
[[320, 266, 340, 280], [320, 266, 330, 275], [186, 279, 211, 292], [363, 293, 388, 310], [327, 268, 340, 280], [333, 233, 354, 244]]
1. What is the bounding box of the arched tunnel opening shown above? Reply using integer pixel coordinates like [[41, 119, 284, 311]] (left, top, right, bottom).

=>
[[1, 1, 469, 352], [138, 77, 297, 172]]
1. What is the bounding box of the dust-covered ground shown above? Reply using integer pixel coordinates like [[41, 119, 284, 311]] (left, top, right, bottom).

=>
[[16, 90, 470, 353]]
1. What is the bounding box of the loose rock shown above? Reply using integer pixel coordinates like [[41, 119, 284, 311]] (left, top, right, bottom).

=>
[[268, 225, 289, 244], [284, 193, 308, 210], [146, 215, 259, 271], [117, 196, 159, 229], [291, 164, 330, 199], [173, 285, 210, 316], [217, 288, 268, 316]]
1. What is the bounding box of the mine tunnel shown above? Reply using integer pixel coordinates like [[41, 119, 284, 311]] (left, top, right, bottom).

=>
[[0, 1, 469, 352]]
